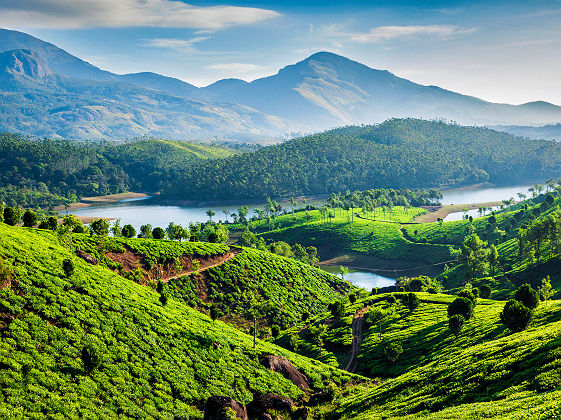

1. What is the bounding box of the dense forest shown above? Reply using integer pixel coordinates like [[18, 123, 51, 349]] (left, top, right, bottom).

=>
[[0, 134, 238, 207], [163, 119, 561, 200]]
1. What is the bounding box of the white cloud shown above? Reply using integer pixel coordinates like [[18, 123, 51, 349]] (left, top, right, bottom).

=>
[[347, 25, 477, 43], [207, 63, 265, 73], [0, 0, 279, 30], [141, 36, 209, 52]]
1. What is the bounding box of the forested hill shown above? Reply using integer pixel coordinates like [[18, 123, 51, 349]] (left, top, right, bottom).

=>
[[162, 119, 561, 201]]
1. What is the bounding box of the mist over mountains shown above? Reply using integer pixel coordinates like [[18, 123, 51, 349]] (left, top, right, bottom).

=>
[[1, 28, 560, 141]]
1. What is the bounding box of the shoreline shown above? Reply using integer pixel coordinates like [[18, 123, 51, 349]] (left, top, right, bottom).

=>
[[54, 192, 149, 211], [414, 201, 505, 223]]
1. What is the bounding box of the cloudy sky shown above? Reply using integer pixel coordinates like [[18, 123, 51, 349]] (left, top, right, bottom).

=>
[[2, 0, 561, 104]]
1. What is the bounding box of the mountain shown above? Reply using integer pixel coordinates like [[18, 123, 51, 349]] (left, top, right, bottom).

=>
[[202, 52, 561, 130], [491, 122, 561, 141], [1, 28, 561, 140], [0, 48, 296, 140]]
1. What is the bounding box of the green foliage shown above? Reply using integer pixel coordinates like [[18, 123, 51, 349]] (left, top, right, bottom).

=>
[[447, 297, 474, 320], [152, 227, 165, 240], [539, 276, 554, 302], [3, 207, 19, 226], [448, 314, 465, 337], [384, 342, 403, 363], [500, 300, 533, 332], [164, 119, 561, 200], [479, 284, 492, 299], [515, 283, 540, 309], [62, 258, 74, 278], [122, 224, 136, 238], [402, 292, 420, 311], [90, 219, 109, 236], [22, 209, 37, 227], [329, 301, 345, 319], [81, 343, 102, 373]]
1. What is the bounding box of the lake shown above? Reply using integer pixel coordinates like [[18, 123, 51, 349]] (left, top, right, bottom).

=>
[[320, 266, 396, 290], [67, 183, 536, 230]]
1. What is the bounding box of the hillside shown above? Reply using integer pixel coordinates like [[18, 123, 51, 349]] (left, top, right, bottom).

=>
[[163, 119, 561, 201], [0, 133, 239, 207], [0, 223, 359, 418]]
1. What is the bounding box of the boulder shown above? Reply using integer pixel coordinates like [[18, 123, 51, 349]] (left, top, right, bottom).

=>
[[75, 250, 97, 265], [261, 355, 310, 391], [204, 396, 248, 420], [247, 393, 293, 418]]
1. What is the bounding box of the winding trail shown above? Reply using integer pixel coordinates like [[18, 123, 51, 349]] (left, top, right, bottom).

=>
[[345, 306, 370, 373], [158, 249, 240, 282]]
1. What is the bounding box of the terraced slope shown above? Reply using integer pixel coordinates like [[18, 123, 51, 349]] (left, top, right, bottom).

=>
[[0, 224, 358, 418]]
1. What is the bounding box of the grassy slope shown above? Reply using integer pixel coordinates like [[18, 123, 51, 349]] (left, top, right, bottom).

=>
[[72, 235, 353, 329], [0, 224, 359, 418], [255, 207, 453, 264], [333, 293, 561, 419]]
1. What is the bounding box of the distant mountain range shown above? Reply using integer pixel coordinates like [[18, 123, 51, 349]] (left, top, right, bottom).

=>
[[1, 28, 561, 141]]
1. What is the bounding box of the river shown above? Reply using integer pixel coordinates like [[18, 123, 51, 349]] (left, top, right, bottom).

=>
[[320, 266, 395, 290]]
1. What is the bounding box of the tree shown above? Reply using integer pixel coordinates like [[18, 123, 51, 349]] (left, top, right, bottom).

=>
[[209, 305, 220, 322], [122, 224, 136, 238], [63, 215, 84, 233], [237, 206, 249, 223], [152, 227, 165, 239], [81, 343, 102, 373], [110, 219, 122, 237], [384, 342, 403, 363], [449, 314, 465, 337], [139, 224, 152, 238], [239, 228, 257, 247], [479, 284, 492, 299], [500, 300, 533, 332], [271, 324, 281, 338], [339, 265, 348, 281], [301, 311, 310, 322], [165, 222, 178, 240], [90, 219, 109, 236], [47, 216, 58, 231], [159, 292, 168, 306], [0, 202, 4, 223], [206, 209, 216, 222], [447, 297, 474, 320], [22, 210, 37, 227], [538, 276, 554, 302], [3, 207, 19, 226], [402, 292, 420, 311], [62, 258, 74, 277], [488, 244, 499, 276], [462, 234, 489, 281], [408, 278, 424, 292], [328, 301, 345, 319], [515, 284, 539, 309]]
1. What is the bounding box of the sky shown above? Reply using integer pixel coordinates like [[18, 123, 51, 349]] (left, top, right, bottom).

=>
[[1, 0, 561, 105]]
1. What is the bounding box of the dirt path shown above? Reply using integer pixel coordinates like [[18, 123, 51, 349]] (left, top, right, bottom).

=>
[[345, 306, 370, 373], [158, 249, 240, 282]]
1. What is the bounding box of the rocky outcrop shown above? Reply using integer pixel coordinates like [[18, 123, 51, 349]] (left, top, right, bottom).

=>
[[75, 250, 98, 265], [261, 355, 310, 391], [247, 393, 294, 419], [203, 396, 248, 420]]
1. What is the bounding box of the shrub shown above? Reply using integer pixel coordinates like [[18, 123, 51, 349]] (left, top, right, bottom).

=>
[[81, 343, 102, 372], [448, 314, 465, 337], [122, 224, 136, 238], [500, 299, 533, 332], [447, 297, 474, 320], [152, 227, 165, 240], [328, 301, 345, 319], [408, 278, 424, 292], [402, 293, 419, 311], [479, 284, 492, 299], [47, 216, 58, 230], [159, 293, 168, 306], [384, 342, 403, 363], [208, 232, 219, 243], [22, 210, 37, 227], [90, 219, 109, 236], [386, 294, 397, 304], [3, 207, 19, 226], [515, 284, 539, 309], [62, 259, 75, 278], [271, 324, 281, 338], [209, 305, 220, 321], [458, 289, 476, 304], [301, 311, 310, 322], [348, 292, 357, 303]]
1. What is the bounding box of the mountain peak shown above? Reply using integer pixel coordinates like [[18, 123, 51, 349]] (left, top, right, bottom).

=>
[[0, 48, 52, 80]]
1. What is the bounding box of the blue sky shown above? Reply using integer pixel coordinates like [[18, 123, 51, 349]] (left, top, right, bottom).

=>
[[2, 0, 561, 104]]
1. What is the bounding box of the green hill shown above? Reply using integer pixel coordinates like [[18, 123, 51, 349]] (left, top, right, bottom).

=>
[[0, 223, 357, 418], [164, 119, 561, 201]]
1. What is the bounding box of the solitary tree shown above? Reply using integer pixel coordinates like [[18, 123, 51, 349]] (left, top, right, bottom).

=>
[[384, 342, 403, 363], [90, 219, 109, 236], [206, 209, 216, 222], [515, 284, 540, 310], [122, 224, 136, 238], [449, 314, 465, 337], [62, 258, 75, 277], [22, 210, 37, 227], [152, 227, 165, 240], [500, 300, 533, 332], [339, 265, 348, 281], [447, 297, 474, 320], [3, 207, 19, 226]]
